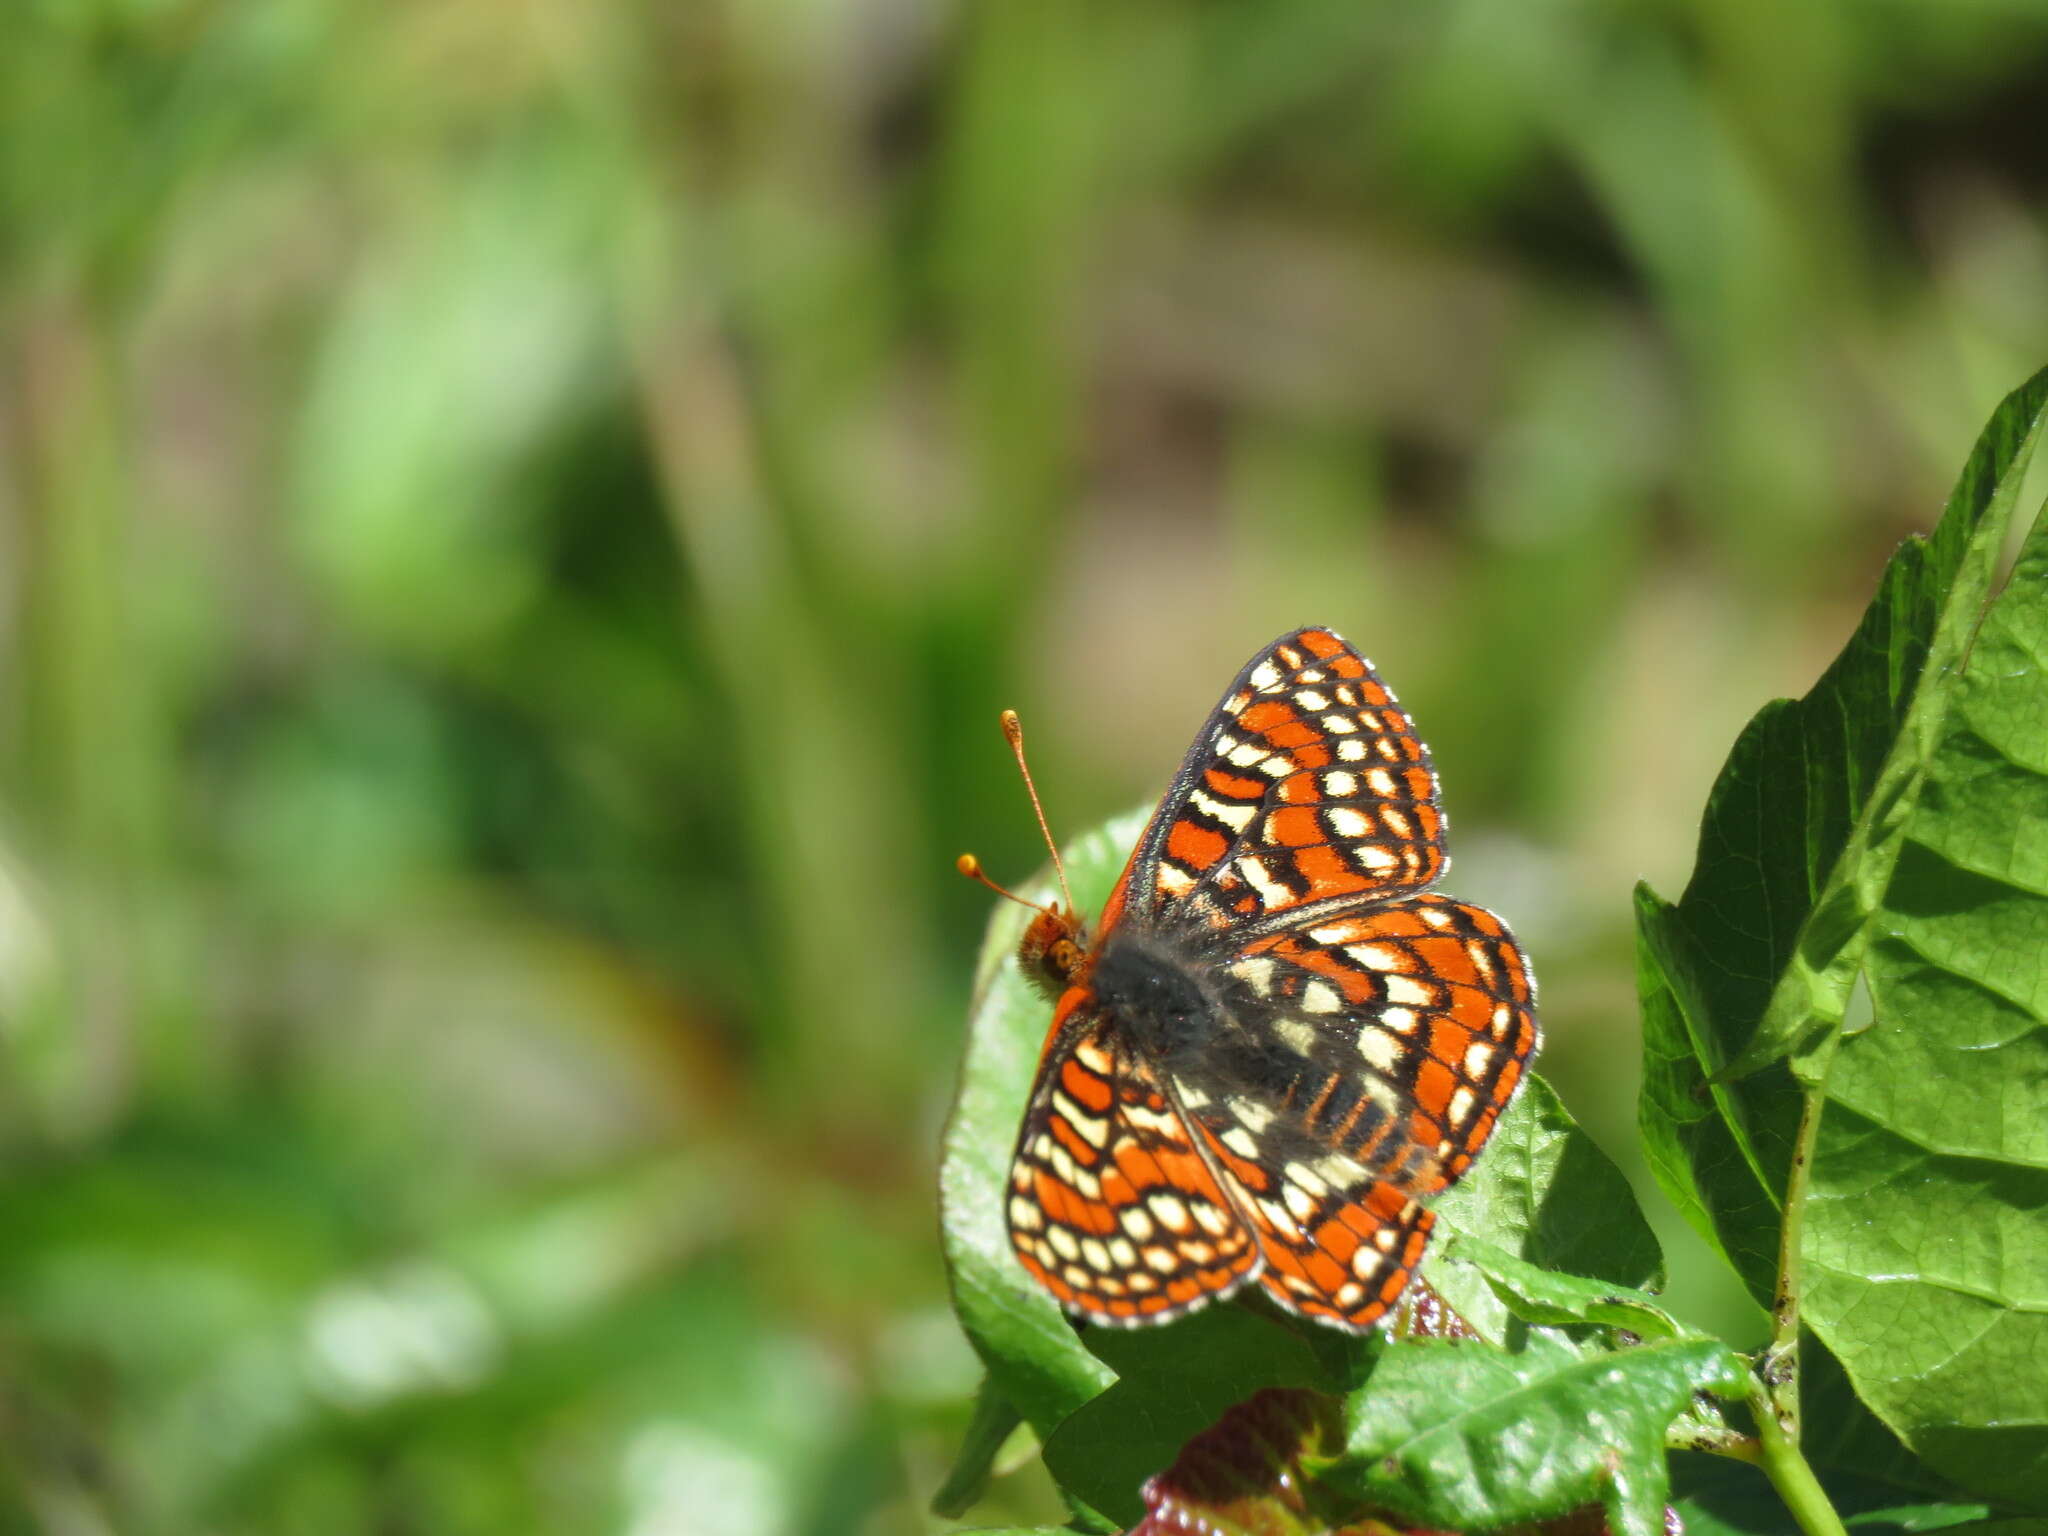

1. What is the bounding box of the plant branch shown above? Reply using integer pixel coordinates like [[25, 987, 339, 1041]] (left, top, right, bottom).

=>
[[1763, 1079, 1829, 1436], [1747, 1374, 1850, 1536]]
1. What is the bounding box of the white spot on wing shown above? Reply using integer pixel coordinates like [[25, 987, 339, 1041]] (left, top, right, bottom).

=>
[[1231, 955, 1278, 996], [1386, 974, 1434, 1006], [1236, 855, 1292, 908], [1270, 1014, 1318, 1054], [1149, 1194, 1191, 1233], [1358, 1030, 1402, 1073], [1328, 807, 1371, 838], [1053, 1092, 1108, 1148], [1464, 1041, 1495, 1077], [1250, 661, 1283, 690], [1302, 980, 1343, 1014], [1191, 789, 1255, 831], [1282, 1182, 1316, 1222]]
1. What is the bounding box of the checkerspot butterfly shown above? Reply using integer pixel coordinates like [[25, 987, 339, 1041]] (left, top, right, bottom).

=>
[[966, 626, 1538, 1332]]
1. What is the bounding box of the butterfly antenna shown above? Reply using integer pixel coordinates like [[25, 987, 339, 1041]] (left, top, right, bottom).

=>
[[954, 852, 1061, 922], [1000, 709, 1075, 918]]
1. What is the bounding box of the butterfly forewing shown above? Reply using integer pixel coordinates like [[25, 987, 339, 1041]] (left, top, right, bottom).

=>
[[1120, 627, 1445, 936], [1007, 996, 1261, 1326]]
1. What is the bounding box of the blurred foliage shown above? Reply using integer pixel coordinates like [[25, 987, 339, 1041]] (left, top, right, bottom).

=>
[[2, 1, 2048, 1532]]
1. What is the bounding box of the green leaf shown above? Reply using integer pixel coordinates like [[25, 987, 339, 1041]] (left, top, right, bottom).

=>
[[1799, 490, 2048, 1509], [1425, 1074, 1665, 1343], [1633, 366, 2048, 1307], [1670, 1451, 1995, 1536], [1441, 1229, 1682, 1340], [1323, 1332, 1747, 1536], [932, 1378, 1027, 1518], [939, 811, 1148, 1435]]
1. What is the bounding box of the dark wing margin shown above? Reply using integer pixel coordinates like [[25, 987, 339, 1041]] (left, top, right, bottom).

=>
[[1116, 626, 1448, 940], [1007, 992, 1262, 1326]]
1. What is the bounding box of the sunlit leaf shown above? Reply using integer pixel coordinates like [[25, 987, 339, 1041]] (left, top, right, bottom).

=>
[[1323, 1333, 1746, 1536], [1800, 487, 2048, 1508], [1424, 1076, 1664, 1343], [1634, 366, 2048, 1308]]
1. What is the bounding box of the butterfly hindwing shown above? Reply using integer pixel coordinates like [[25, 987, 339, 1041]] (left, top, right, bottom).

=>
[[1007, 995, 1261, 1327], [1191, 1110, 1437, 1332], [1166, 894, 1537, 1329], [1227, 894, 1538, 1186]]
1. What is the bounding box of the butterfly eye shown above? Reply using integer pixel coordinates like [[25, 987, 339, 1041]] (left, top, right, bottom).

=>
[[1012, 909, 1087, 1001]]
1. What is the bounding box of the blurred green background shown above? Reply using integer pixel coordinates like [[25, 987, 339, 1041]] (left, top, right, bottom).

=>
[[3, 2, 2048, 1531]]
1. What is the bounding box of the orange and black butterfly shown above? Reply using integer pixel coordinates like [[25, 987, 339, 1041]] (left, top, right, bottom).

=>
[[970, 626, 1537, 1332]]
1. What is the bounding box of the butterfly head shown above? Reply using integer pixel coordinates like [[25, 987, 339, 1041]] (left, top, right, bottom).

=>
[[1015, 903, 1088, 1000]]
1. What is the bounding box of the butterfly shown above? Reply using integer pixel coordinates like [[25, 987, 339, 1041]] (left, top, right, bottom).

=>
[[970, 626, 1538, 1332]]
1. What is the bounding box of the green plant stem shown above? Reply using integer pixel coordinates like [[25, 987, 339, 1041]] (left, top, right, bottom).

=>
[[1749, 1378, 1850, 1536], [1764, 1080, 1829, 1434], [931, 1380, 1024, 1517]]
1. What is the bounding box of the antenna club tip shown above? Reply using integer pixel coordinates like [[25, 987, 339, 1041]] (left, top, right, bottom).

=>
[[999, 709, 1023, 743], [955, 853, 982, 877]]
